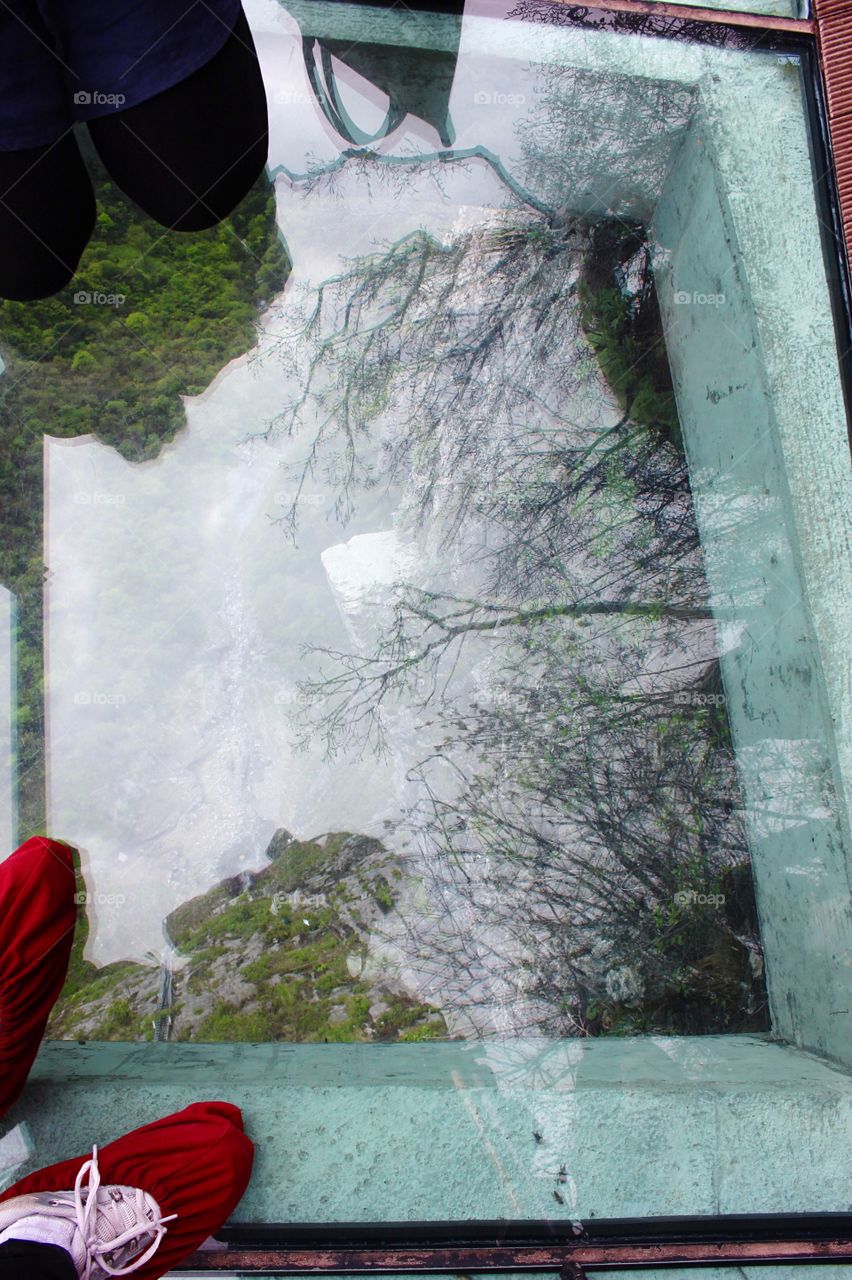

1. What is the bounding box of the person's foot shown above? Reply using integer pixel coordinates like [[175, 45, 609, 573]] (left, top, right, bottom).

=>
[[0, 1102, 254, 1280], [0, 838, 78, 1119], [0, 1145, 175, 1277]]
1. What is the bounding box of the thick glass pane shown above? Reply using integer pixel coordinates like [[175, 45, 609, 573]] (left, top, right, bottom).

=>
[[0, 0, 849, 1242], [0, 0, 848, 1052]]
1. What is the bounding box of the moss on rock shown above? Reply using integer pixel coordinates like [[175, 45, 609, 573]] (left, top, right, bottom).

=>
[[47, 831, 448, 1045]]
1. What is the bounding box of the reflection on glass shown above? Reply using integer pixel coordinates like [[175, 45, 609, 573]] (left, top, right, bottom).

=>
[[0, 0, 846, 1057], [295, 0, 463, 148]]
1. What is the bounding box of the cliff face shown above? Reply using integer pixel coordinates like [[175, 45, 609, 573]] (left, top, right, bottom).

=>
[[47, 831, 447, 1044]]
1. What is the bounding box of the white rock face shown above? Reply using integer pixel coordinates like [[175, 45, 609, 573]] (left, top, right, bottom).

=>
[[322, 530, 420, 647]]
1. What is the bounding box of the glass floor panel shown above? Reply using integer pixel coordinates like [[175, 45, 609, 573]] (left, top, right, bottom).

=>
[[1, 0, 851, 1249], [0, 0, 849, 1069]]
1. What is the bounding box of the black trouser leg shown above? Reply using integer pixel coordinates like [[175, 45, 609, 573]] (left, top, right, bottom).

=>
[[0, 132, 96, 301], [0, 1240, 77, 1280], [85, 5, 268, 232]]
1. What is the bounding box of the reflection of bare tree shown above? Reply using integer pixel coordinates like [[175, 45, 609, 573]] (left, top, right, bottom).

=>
[[261, 212, 586, 532], [516, 64, 694, 221], [260, 99, 765, 1033], [263, 206, 706, 588], [297, 587, 715, 757], [402, 623, 762, 1035]]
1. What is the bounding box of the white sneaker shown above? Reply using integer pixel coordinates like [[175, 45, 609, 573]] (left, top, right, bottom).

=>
[[0, 1145, 177, 1278]]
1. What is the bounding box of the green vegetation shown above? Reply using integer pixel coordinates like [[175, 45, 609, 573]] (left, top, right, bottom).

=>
[[88, 996, 153, 1042], [168, 833, 447, 1043], [47, 832, 450, 1044], [578, 219, 682, 451], [574, 855, 764, 1037], [0, 126, 290, 834], [371, 874, 395, 913], [374, 1001, 442, 1040]]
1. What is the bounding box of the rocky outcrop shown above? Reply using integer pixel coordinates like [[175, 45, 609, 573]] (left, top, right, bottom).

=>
[[48, 831, 447, 1044], [264, 827, 294, 861]]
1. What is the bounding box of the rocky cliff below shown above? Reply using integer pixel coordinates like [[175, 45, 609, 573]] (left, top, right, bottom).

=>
[[47, 831, 447, 1043]]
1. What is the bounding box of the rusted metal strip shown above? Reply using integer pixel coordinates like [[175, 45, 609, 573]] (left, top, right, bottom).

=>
[[177, 1217, 852, 1274], [177, 1236, 852, 1272]]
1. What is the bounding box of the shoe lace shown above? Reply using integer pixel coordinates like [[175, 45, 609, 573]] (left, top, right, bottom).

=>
[[68, 1145, 178, 1279]]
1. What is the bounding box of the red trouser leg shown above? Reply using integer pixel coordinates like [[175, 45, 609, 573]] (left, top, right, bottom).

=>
[[0, 838, 77, 1119], [0, 1101, 255, 1280]]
